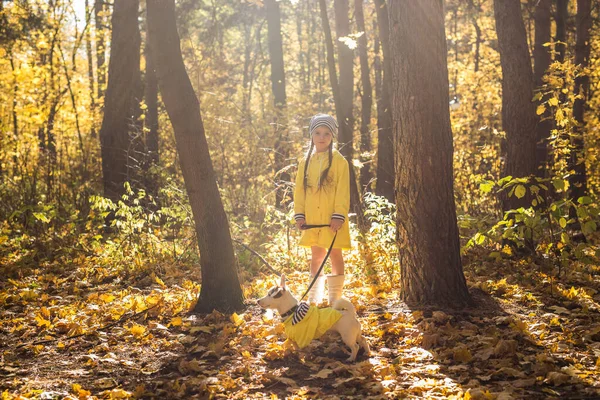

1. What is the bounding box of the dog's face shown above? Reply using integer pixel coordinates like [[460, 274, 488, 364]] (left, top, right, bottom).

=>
[[257, 274, 292, 310], [257, 285, 285, 309]]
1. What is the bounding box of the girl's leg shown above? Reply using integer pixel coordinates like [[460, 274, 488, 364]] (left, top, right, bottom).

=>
[[310, 246, 327, 275], [329, 248, 344, 275], [308, 246, 327, 304], [327, 248, 345, 304]]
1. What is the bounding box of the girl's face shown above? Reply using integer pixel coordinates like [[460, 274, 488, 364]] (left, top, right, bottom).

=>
[[312, 126, 333, 153]]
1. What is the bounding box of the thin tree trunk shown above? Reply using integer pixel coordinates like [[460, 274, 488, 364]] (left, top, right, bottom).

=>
[[355, 0, 372, 193], [374, 0, 394, 203], [333, 0, 354, 161], [242, 12, 254, 119], [85, 0, 96, 138], [145, 35, 159, 167], [569, 0, 591, 201], [99, 0, 142, 202], [333, 0, 363, 224], [318, 0, 341, 121], [264, 0, 289, 208], [389, 0, 471, 307], [494, 0, 538, 211], [296, 3, 306, 91], [94, 0, 106, 100], [468, 0, 482, 72], [534, 0, 552, 177], [10, 53, 19, 175], [307, 0, 314, 93], [555, 0, 569, 64], [147, 0, 245, 313]]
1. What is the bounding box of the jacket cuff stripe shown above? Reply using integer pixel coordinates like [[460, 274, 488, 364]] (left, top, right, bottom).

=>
[[331, 214, 345, 222], [294, 214, 306, 221]]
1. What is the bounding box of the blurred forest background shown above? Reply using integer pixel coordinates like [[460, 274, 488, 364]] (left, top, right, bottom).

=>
[[1, 0, 600, 398]]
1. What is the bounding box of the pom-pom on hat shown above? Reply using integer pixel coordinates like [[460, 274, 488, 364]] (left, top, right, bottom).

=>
[[309, 113, 338, 137]]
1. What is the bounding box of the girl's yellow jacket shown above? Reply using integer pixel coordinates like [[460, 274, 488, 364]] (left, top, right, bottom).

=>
[[294, 149, 351, 249]]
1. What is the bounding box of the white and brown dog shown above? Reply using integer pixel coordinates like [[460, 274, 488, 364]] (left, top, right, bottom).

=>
[[257, 274, 370, 362]]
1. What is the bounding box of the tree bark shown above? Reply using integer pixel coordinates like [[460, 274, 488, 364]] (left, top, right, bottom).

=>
[[533, 0, 552, 177], [493, 0, 537, 211], [146, 0, 244, 313], [355, 0, 373, 193], [389, 0, 471, 307], [264, 0, 290, 208], [373, 0, 394, 203], [99, 0, 143, 202], [569, 0, 591, 201]]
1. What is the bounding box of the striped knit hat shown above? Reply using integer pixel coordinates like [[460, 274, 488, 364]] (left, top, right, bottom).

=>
[[309, 113, 338, 137]]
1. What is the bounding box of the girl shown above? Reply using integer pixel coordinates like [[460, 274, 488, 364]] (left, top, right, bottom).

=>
[[294, 113, 351, 305]]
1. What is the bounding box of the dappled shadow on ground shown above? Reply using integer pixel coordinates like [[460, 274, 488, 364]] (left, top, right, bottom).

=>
[[2, 260, 600, 399], [415, 255, 600, 399]]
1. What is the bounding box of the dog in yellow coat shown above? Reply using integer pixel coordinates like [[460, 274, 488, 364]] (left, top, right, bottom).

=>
[[257, 275, 370, 362]]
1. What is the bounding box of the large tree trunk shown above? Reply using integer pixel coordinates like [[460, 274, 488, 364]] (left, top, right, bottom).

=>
[[533, 0, 552, 178], [373, 0, 394, 203], [389, 0, 471, 307], [146, 0, 244, 313], [494, 0, 537, 211], [355, 0, 372, 194], [98, 0, 143, 202], [264, 0, 290, 208], [569, 0, 591, 202]]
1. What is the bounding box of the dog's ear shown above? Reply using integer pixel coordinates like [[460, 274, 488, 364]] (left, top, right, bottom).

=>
[[279, 274, 286, 290]]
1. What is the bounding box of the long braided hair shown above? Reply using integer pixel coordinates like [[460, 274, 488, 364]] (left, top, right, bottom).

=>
[[303, 140, 333, 192]]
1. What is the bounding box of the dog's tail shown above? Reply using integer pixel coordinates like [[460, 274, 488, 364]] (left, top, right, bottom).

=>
[[332, 298, 356, 316]]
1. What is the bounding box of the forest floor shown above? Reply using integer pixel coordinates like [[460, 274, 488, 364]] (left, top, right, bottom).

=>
[[1, 248, 600, 399]]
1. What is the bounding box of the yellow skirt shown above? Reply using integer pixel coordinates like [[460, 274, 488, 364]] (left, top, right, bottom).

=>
[[299, 225, 351, 250]]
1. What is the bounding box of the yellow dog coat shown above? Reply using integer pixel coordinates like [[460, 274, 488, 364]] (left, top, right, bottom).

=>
[[283, 302, 343, 348]]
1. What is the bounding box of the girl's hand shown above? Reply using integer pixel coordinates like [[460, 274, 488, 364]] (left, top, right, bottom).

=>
[[296, 219, 306, 230], [330, 218, 343, 233]]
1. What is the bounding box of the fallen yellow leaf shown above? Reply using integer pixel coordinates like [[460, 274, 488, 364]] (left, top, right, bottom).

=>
[[129, 324, 146, 338]]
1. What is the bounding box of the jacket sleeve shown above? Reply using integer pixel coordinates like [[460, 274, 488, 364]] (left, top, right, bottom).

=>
[[293, 160, 306, 221], [332, 155, 350, 223]]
